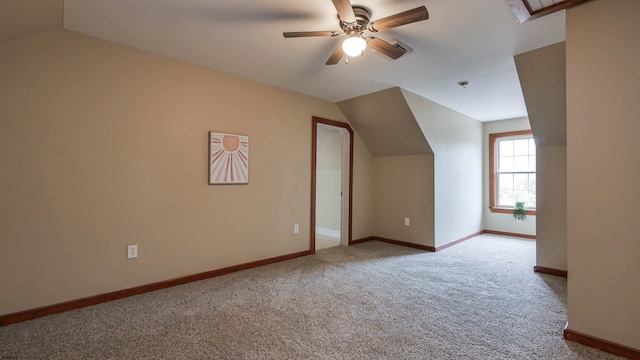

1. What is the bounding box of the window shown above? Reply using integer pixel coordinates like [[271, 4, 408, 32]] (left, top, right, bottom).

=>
[[489, 130, 536, 214]]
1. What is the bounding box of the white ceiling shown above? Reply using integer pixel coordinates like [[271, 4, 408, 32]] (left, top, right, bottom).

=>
[[62, 0, 565, 122]]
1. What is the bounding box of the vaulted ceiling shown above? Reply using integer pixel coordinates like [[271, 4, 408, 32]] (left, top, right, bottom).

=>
[[2, 0, 574, 121]]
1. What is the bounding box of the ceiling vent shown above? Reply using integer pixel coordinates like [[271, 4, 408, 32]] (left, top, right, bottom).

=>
[[374, 40, 413, 60]]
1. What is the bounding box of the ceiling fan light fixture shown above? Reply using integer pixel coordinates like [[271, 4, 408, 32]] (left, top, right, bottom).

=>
[[342, 35, 367, 57]]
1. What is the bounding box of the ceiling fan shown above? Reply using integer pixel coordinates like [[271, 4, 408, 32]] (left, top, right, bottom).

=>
[[283, 0, 429, 65]]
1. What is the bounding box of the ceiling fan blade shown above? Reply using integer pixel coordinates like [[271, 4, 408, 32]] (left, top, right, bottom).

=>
[[368, 6, 429, 32], [331, 0, 356, 25], [326, 45, 345, 65], [367, 37, 406, 60], [283, 31, 339, 38]]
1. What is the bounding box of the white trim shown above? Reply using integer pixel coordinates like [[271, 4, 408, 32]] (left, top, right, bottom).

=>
[[316, 227, 341, 238]]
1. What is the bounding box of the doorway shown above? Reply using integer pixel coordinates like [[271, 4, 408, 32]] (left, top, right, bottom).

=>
[[311, 117, 353, 252]]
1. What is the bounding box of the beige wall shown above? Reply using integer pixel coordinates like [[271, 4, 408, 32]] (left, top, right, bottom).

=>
[[337, 87, 436, 246], [515, 43, 567, 270], [373, 155, 434, 246], [514, 42, 566, 148], [536, 146, 566, 270], [482, 118, 536, 236], [336, 88, 432, 157], [0, 0, 63, 44], [566, 0, 640, 349], [337, 87, 484, 248], [402, 90, 483, 247], [351, 133, 375, 241], [0, 30, 375, 315]]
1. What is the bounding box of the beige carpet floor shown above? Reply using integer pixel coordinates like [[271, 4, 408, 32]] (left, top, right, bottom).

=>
[[0, 234, 625, 359]]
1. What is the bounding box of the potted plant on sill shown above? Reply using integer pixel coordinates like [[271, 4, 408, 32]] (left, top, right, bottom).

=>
[[513, 201, 527, 222]]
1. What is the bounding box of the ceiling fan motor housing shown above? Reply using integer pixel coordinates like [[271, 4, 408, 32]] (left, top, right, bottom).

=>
[[340, 6, 371, 34]]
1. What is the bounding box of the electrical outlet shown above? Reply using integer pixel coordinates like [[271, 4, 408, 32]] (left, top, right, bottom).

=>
[[127, 245, 138, 259], [294, 224, 299, 234], [404, 218, 410, 226]]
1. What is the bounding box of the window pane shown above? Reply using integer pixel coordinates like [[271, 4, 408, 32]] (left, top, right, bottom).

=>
[[528, 192, 537, 208], [514, 155, 529, 171], [514, 190, 529, 204], [528, 174, 536, 207], [499, 173, 513, 190], [499, 156, 513, 172], [499, 189, 514, 207], [499, 140, 513, 156], [529, 155, 536, 171], [529, 139, 536, 155], [514, 139, 529, 156], [514, 173, 529, 190]]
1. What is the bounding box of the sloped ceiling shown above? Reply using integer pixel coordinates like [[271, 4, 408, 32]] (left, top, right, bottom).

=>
[[1, 1, 569, 122], [337, 87, 433, 157], [59, 0, 566, 122], [515, 42, 566, 146], [0, 0, 63, 44]]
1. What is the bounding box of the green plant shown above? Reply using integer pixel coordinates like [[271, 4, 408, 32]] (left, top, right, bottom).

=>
[[513, 201, 527, 221]]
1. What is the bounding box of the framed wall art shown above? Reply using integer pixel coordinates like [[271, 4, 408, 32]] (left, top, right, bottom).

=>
[[209, 131, 249, 185]]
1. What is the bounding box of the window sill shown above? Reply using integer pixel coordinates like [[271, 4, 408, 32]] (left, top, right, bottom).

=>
[[490, 207, 536, 216]]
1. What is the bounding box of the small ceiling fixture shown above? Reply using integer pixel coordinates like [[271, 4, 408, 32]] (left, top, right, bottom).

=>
[[457, 81, 469, 88]]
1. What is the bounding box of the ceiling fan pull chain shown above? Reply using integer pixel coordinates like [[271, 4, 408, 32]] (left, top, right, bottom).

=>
[[345, 55, 349, 64]]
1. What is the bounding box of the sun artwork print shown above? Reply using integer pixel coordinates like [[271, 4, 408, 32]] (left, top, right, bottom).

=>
[[209, 132, 249, 184]]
